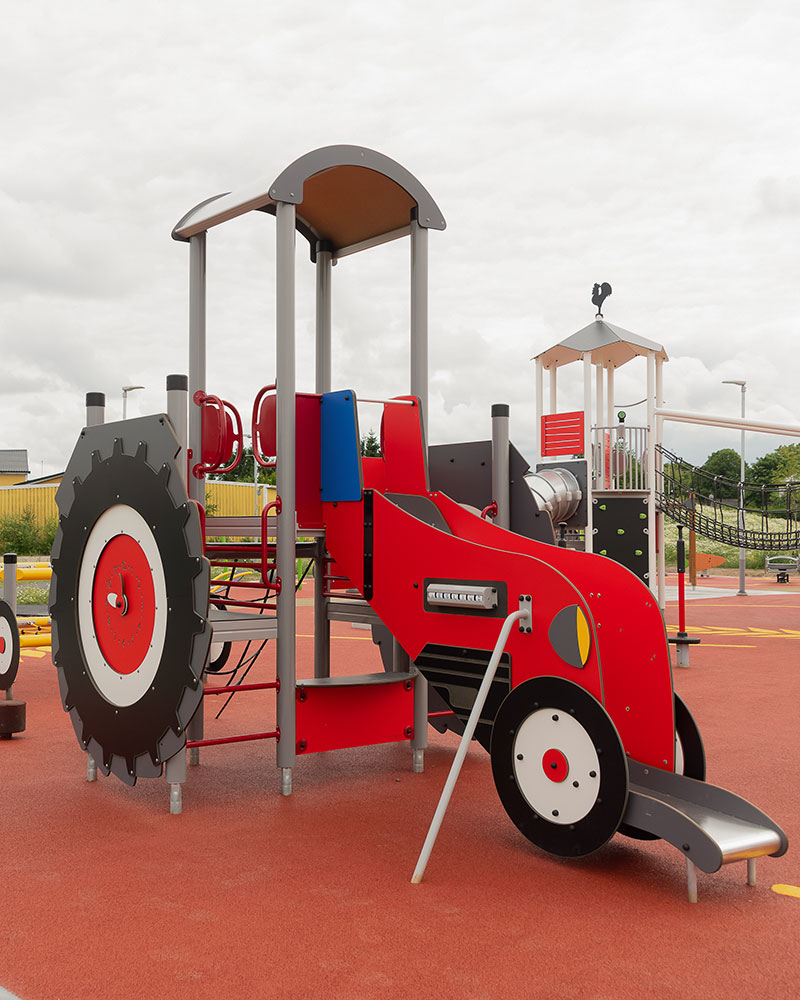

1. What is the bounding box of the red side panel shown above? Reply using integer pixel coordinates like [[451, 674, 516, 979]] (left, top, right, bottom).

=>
[[295, 394, 322, 529], [361, 456, 386, 493], [254, 391, 322, 529], [428, 492, 675, 770], [322, 492, 605, 705], [295, 677, 414, 754], [541, 411, 584, 457], [380, 397, 428, 494]]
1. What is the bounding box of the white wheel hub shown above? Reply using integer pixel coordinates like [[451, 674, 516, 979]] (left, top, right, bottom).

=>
[[513, 707, 601, 825]]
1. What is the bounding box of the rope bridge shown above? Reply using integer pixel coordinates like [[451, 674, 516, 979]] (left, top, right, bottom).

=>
[[655, 445, 800, 551]]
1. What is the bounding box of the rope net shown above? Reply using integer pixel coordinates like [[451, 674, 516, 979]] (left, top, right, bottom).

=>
[[656, 445, 800, 551]]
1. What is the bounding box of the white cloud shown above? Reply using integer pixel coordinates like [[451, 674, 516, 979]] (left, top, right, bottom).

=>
[[1, 0, 799, 482]]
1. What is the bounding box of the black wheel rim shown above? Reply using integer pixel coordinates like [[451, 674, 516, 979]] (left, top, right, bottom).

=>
[[491, 676, 629, 858]]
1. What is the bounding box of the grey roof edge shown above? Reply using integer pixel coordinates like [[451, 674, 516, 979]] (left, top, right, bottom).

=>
[[269, 145, 446, 230], [172, 144, 446, 243], [533, 318, 668, 364]]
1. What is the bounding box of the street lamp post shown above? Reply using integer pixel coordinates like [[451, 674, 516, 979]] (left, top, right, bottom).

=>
[[722, 379, 747, 596], [122, 385, 145, 420]]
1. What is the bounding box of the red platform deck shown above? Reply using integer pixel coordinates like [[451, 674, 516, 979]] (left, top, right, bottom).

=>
[[1, 577, 799, 999]]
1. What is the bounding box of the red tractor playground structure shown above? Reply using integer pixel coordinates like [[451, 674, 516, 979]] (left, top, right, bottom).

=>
[[49, 145, 787, 901]]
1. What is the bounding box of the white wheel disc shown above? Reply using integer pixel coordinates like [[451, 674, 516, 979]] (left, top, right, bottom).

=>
[[0, 617, 13, 674], [513, 707, 601, 825], [77, 504, 167, 708]]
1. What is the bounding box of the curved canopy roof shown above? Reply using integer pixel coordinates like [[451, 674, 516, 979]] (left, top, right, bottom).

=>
[[534, 318, 668, 369], [172, 145, 446, 258]]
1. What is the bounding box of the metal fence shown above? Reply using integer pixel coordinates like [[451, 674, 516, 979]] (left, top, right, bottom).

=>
[[591, 425, 648, 491], [0, 480, 274, 525]]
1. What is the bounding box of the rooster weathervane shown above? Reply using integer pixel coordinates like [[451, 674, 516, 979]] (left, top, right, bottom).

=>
[[592, 282, 612, 318]]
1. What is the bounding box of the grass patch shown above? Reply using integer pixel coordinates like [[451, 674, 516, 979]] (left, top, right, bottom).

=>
[[16, 584, 50, 606], [662, 511, 797, 569]]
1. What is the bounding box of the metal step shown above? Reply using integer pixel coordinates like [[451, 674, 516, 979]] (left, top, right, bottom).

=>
[[209, 608, 278, 643]]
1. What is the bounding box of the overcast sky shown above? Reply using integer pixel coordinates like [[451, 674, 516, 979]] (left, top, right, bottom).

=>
[[2, 0, 799, 477]]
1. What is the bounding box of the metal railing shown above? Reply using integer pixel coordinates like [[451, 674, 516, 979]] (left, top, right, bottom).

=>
[[592, 425, 648, 491]]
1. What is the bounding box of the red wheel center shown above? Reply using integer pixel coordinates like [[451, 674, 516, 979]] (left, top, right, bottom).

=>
[[91, 534, 155, 675], [542, 748, 569, 783], [0, 637, 5, 654]]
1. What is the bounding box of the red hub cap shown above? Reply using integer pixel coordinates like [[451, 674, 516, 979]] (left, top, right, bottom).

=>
[[91, 534, 155, 675], [0, 637, 5, 654], [542, 748, 569, 783]]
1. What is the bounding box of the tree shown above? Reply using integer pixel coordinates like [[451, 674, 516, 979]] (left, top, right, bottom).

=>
[[212, 445, 275, 485], [360, 429, 381, 457], [701, 448, 745, 499]]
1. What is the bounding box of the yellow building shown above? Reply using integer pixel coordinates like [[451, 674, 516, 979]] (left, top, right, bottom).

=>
[[0, 450, 30, 486]]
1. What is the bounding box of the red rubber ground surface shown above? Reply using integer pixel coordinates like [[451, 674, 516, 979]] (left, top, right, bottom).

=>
[[1, 577, 799, 999]]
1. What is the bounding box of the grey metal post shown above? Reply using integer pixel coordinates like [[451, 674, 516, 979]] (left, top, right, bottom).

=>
[[313, 249, 332, 680], [411, 669, 427, 773], [583, 356, 593, 553], [3, 553, 15, 701], [410, 221, 429, 431], [315, 249, 332, 394], [84, 394, 105, 778], [188, 233, 207, 503], [165, 374, 190, 807], [392, 637, 410, 672], [646, 352, 657, 588], [491, 404, 510, 529], [533, 359, 544, 469], [275, 202, 297, 793], [166, 375, 189, 487], [85, 392, 105, 428], [738, 385, 747, 596], [3, 553, 16, 614], [313, 538, 330, 679]]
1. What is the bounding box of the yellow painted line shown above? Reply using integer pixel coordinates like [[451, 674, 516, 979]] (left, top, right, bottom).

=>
[[772, 884, 800, 899], [667, 626, 800, 639], [21, 650, 49, 659], [696, 644, 756, 648]]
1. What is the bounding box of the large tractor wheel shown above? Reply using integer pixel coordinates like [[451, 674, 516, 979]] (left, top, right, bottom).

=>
[[50, 415, 211, 785], [490, 676, 629, 858], [0, 599, 20, 692]]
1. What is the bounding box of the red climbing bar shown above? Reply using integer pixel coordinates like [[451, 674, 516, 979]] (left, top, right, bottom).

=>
[[203, 681, 279, 696], [186, 730, 279, 748]]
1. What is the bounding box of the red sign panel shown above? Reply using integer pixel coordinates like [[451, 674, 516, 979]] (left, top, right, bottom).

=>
[[541, 411, 584, 457]]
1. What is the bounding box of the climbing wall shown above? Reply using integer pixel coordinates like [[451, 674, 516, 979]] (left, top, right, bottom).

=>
[[592, 494, 650, 583]]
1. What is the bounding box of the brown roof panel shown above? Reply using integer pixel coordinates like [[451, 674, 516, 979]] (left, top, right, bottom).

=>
[[173, 145, 445, 256]]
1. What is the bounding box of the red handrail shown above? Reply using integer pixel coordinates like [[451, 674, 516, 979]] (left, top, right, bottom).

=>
[[252, 383, 277, 469], [261, 497, 282, 590], [192, 391, 243, 477], [481, 500, 498, 520], [216, 397, 244, 475]]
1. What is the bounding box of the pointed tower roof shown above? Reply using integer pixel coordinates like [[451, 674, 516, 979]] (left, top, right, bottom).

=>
[[534, 317, 668, 369]]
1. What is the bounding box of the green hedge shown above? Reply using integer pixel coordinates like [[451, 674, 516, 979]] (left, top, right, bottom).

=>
[[0, 509, 57, 557]]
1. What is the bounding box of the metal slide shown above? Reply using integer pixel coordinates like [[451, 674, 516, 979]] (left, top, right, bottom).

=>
[[623, 759, 787, 879]]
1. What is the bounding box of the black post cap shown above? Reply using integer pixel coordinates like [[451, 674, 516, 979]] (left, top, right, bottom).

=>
[[491, 404, 510, 417], [166, 374, 189, 391], [3, 553, 17, 563], [85, 392, 105, 407]]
